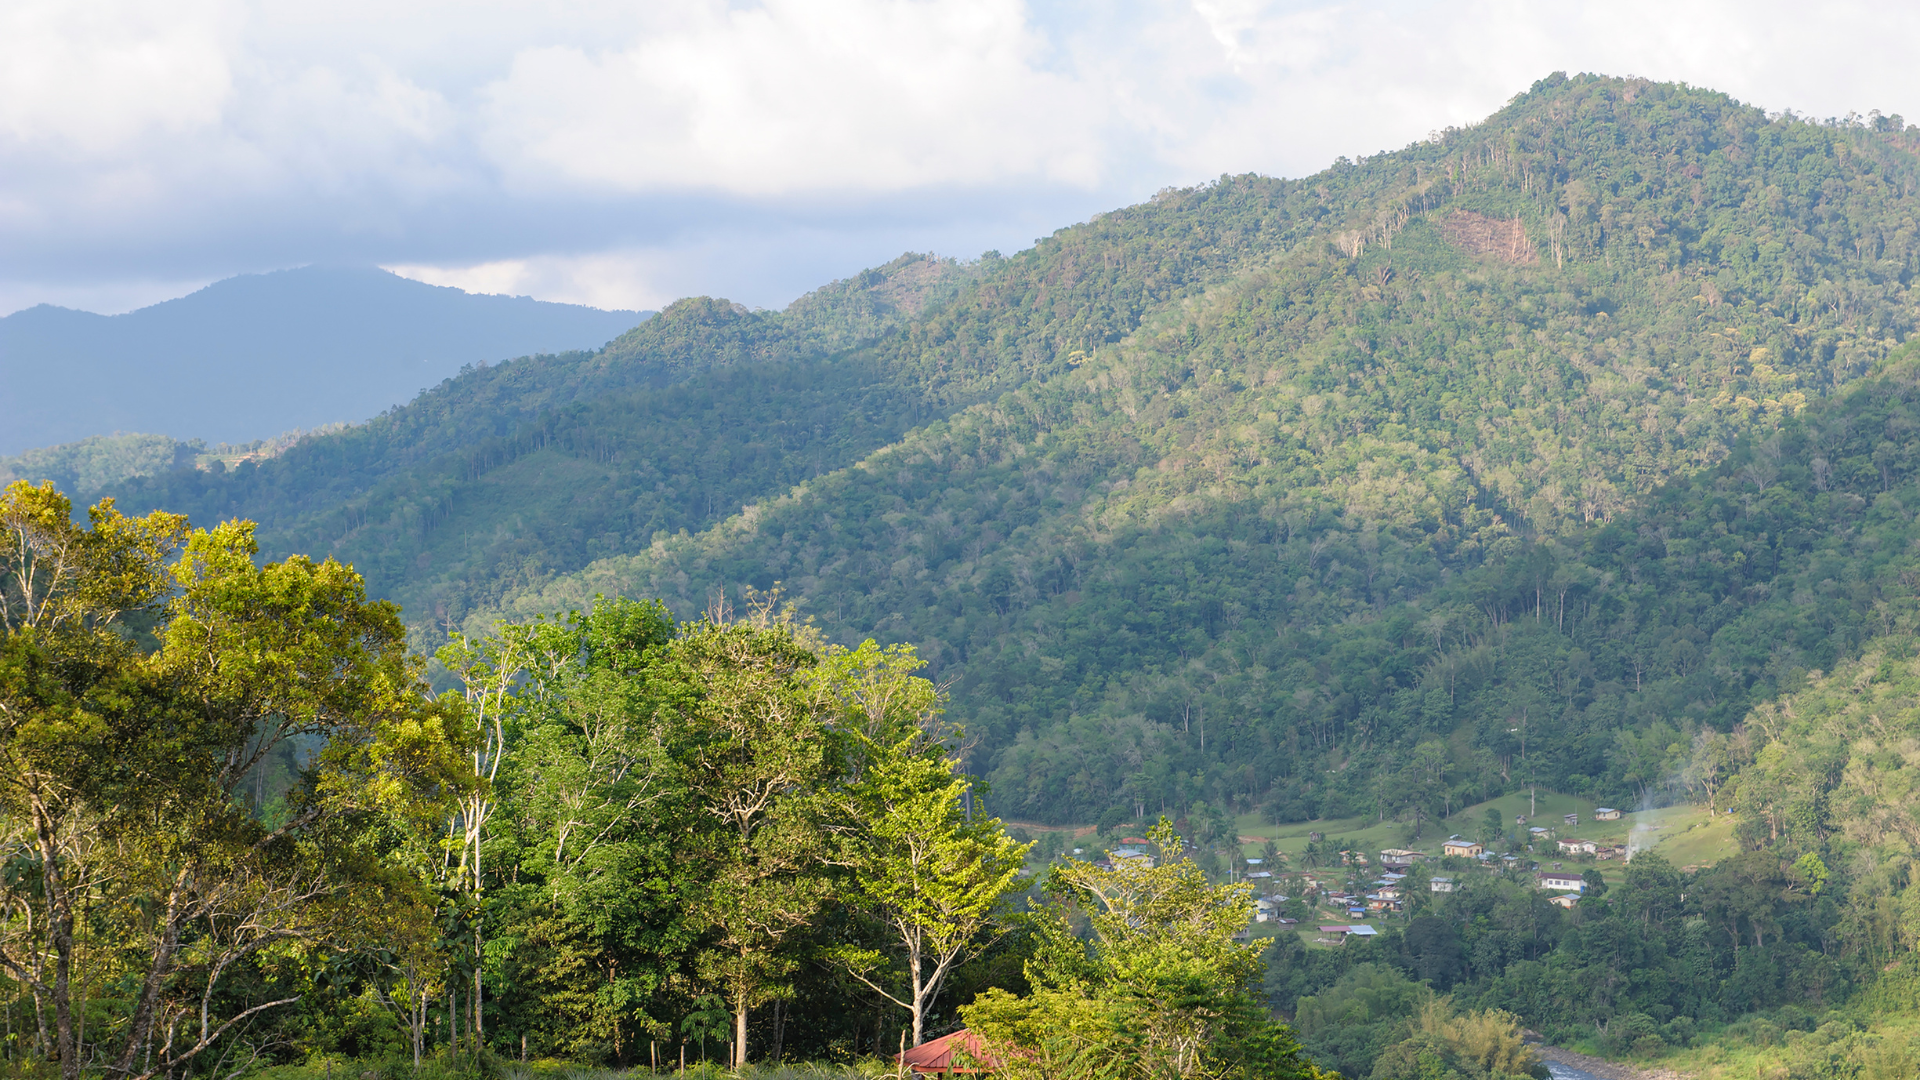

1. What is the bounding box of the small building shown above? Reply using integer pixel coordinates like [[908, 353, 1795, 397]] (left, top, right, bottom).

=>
[[1537, 871, 1585, 892], [1547, 893, 1580, 909], [1564, 813, 1579, 826], [1379, 848, 1424, 869], [1442, 838, 1483, 858], [1594, 807, 1622, 821], [1430, 876, 1455, 893], [1317, 924, 1380, 943], [898, 1029, 999, 1075], [1557, 838, 1597, 856], [1110, 847, 1156, 869]]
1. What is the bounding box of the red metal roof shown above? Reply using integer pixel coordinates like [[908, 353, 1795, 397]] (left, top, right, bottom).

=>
[[898, 1029, 1001, 1074]]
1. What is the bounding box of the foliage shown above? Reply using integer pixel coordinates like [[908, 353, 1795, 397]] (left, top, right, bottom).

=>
[[0, 481, 465, 1080], [836, 670, 1032, 1046], [0, 433, 198, 493], [1367, 998, 1542, 1080], [1289, 964, 1435, 1078], [964, 820, 1326, 1080]]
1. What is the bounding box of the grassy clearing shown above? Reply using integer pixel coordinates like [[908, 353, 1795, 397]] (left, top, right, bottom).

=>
[[1020, 790, 1738, 895], [1222, 793, 1738, 883], [1645, 1012, 1920, 1079]]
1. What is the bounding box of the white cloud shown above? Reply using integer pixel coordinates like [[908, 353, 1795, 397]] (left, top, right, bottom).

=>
[[476, 0, 1107, 196], [0, 0, 233, 154], [386, 251, 671, 312], [4, 0, 1920, 315]]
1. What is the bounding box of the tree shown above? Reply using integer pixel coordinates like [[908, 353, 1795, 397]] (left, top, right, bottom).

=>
[[964, 818, 1328, 1080], [839, 705, 1031, 1045], [498, 597, 692, 1058], [663, 619, 840, 1066], [1368, 998, 1541, 1080], [0, 482, 465, 1080], [0, 482, 188, 1080]]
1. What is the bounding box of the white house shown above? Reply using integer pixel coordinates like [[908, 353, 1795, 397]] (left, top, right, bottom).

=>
[[1537, 871, 1585, 892], [1557, 838, 1598, 855], [1547, 893, 1580, 909], [1594, 808, 1622, 821], [1379, 848, 1424, 868], [1430, 876, 1455, 893]]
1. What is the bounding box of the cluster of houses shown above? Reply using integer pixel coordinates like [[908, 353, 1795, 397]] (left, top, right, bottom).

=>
[[1284, 812, 1642, 943]]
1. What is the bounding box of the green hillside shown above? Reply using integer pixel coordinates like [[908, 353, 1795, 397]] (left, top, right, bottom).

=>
[[82, 72, 1920, 823], [475, 74, 1920, 822]]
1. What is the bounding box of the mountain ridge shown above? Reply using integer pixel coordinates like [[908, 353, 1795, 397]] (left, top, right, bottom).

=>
[[84, 73, 1920, 825], [466, 72, 1920, 820], [0, 264, 650, 453]]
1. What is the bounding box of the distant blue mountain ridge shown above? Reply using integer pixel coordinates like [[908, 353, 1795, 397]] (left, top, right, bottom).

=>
[[0, 265, 650, 455]]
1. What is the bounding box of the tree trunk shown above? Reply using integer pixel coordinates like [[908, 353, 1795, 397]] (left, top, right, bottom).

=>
[[32, 793, 77, 1080], [734, 996, 748, 1067], [115, 872, 190, 1077], [770, 1000, 784, 1063], [909, 949, 925, 1048]]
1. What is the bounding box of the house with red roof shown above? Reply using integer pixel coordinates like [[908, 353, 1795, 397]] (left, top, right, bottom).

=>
[[898, 1029, 1001, 1075]]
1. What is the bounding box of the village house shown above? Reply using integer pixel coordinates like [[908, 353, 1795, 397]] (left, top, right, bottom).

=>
[[1442, 837, 1483, 858], [1594, 807, 1622, 821], [1430, 876, 1455, 893], [898, 1030, 999, 1075], [1537, 870, 1585, 892], [1547, 893, 1580, 909], [1557, 838, 1598, 855], [1317, 925, 1379, 944]]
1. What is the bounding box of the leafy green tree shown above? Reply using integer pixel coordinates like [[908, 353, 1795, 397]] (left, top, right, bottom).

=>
[[1368, 998, 1543, 1080], [0, 482, 465, 1080], [490, 597, 693, 1058], [661, 619, 841, 1066], [965, 818, 1326, 1080], [838, 719, 1031, 1046]]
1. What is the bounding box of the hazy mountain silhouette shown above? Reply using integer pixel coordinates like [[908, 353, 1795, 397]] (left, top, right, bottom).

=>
[[0, 265, 649, 454]]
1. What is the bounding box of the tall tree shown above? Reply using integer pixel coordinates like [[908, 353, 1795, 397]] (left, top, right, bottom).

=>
[[837, 664, 1031, 1046], [0, 482, 465, 1080], [663, 620, 840, 1066]]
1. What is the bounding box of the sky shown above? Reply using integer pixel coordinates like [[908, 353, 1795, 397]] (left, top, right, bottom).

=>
[[4, 0, 1918, 317]]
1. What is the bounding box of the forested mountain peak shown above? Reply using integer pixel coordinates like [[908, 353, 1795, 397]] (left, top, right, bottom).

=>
[[471, 74, 1920, 825], [87, 75, 1920, 829]]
